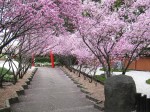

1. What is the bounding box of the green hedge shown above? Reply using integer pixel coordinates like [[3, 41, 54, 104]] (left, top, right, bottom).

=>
[[35, 56, 50, 63], [35, 55, 77, 66]]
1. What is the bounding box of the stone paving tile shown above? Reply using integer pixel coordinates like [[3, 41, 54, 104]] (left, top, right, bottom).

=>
[[11, 67, 101, 112]]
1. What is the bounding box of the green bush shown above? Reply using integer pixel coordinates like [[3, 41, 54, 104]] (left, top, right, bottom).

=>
[[35, 56, 50, 63], [0, 67, 14, 82], [35, 55, 76, 66], [0, 67, 13, 75], [146, 79, 150, 84], [3, 74, 14, 81]]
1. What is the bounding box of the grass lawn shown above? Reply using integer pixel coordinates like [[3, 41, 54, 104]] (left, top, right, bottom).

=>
[[94, 75, 106, 83], [100, 68, 129, 72]]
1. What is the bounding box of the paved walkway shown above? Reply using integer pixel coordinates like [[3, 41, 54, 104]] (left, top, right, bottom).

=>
[[11, 67, 100, 112]]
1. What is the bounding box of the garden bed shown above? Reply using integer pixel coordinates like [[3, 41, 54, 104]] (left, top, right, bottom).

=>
[[0, 67, 35, 108]]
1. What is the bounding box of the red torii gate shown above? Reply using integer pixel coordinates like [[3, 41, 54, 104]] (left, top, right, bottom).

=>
[[32, 52, 55, 68], [32, 53, 35, 67], [50, 51, 55, 68]]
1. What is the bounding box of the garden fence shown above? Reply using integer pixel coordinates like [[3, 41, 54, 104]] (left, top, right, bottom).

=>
[[67, 66, 104, 84], [66, 66, 150, 112], [135, 93, 150, 112]]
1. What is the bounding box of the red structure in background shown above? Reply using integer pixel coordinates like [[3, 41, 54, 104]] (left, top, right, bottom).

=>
[[124, 57, 150, 71], [50, 51, 55, 68], [32, 53, 35, 66]]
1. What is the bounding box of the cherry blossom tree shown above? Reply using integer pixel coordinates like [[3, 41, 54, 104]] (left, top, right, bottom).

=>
[[113, 0, 150, 74], [0, 0, 63, 54], [74, 0, 150, 77], [74, 0, 124, 77], [0, 0, 84, 87], [0, 0, 149, 84]]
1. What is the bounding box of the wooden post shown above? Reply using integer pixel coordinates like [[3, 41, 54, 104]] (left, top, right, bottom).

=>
[[146, 98, 150, 112], [50, 51, 55, 68], [136, 93, 141, 112], [140, 95, 146, 112]]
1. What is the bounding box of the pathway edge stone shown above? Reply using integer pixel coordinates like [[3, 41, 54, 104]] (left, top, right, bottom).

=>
[[60, 67, 104, 111], [0, 68, 38, 112]]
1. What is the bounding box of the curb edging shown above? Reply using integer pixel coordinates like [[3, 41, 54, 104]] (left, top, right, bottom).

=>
[[86, 95, 105, 111], [94, 103, 104, 111], [80, 88, 91, 95], [86, 94, 100, 103], [0, 100, 10, 112], [61, 67, 105, 111], [0, 68, 38, 112]]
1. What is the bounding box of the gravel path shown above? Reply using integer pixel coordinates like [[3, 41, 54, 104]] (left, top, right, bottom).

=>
[[11, 67, 100, 112]]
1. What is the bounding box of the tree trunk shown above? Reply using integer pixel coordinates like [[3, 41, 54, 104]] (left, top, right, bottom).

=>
[[13, 76, 17, 84], [89, 77, 93, 83], [106, 70, 112, 78], [0, 75, 5, 88], [84, 75, 86, 80], [0, 80, 3, 88], [78, 65, 82, 77]]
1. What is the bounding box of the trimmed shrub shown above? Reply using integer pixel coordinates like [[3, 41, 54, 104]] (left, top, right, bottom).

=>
[[146, 79, 150, 84]]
